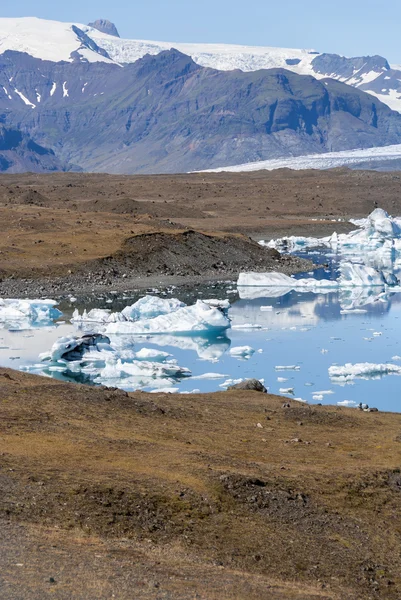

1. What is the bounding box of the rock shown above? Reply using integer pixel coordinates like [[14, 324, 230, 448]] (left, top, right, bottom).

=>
[[88, 19, 120, 37], [227, 379, 267, 393]]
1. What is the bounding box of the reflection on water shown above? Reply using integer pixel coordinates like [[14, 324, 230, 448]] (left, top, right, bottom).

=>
[[2, 240, 401, 411], [0, 277, 401, 411]]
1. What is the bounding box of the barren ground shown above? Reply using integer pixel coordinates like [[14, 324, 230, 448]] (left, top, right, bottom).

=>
[[1, 168, 401, 295], [1, 368, 401, 599]]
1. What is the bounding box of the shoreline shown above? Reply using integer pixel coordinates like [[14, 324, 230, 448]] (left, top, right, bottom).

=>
[[0, 256, 314, 299]]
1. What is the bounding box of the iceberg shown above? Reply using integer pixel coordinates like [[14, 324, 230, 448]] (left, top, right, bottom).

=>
[[228, 346, 255, 358], [338, 263, 389, 287], [329, 362, 401, 383], [39, 334, 113, 363], [133, 348, 173, 362], [97, 358, 191, 382], [121, 295, 185, 321], [105, 300, 230, 336], [265, 209, 401, 254], [0, 299, 61, 330], [237, 271, 338, 291]]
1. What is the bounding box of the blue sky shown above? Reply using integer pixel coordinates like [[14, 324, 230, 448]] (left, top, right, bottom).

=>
[[3, 0, 401, 63]]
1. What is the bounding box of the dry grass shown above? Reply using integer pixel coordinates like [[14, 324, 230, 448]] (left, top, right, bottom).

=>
[[1, 368, 401, 598]]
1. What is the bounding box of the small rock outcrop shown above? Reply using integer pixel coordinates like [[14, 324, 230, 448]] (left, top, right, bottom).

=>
[[88, 19, 120, 38], [227, 379, 267, 393]]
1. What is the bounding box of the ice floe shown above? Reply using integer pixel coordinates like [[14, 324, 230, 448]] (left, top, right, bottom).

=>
[[105, 300, 230, 336], [0, 299, 61, 330], [228, 346, 255, 358], [329, 362, 401, 383], [237, 272, 338, 290], [264, 209, 401, 254]]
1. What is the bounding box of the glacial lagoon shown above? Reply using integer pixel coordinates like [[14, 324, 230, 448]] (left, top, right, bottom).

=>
[[2, 208, 401, 412]]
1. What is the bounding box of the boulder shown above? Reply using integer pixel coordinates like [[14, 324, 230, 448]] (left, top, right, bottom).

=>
[[227, 379, 267, 393]]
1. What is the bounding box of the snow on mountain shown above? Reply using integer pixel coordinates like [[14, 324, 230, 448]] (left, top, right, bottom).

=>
[[0, 17, 114, 63], [204, 144, 401, 173], [1, 17, 401, 114]]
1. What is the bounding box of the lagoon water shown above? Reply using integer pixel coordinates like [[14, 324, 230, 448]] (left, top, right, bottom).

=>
[[1, 256, 401, 412]]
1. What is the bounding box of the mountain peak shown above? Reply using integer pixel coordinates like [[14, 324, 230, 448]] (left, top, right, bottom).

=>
[[88, 19, 120, 38]]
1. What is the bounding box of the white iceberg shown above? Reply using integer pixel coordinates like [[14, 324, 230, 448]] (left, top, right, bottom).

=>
[[105, 300, 230, 336], [0, 299, 61, 330], [228, 346, 255, 358], [134, 348, 173, 362], [237, 272, 338, 290], [39, 334, 113, 363], [329, 362, 401, 383], [121, 295, 185, 321], [265, 209, 401, 254], [97, 358, 191, 382], [338, 263, 389, 287]]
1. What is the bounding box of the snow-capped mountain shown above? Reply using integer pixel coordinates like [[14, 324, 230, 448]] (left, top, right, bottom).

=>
[[1, 48, 401, 174], [0, 17, 401, 112], [2, 17, 401, 175]]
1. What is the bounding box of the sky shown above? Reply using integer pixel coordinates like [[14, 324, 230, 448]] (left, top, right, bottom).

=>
[[3, 0, 401, 63]]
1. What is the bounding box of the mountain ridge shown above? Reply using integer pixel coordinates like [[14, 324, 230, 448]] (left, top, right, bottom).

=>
[[1, 17, 400, 112], [1, 48, 401, 174]]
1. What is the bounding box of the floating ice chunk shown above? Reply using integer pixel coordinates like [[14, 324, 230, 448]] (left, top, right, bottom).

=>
[[72, 308, 113, 324], [314, 390, 334, 395], [275, 365, 301, 371], [231, 323, 263, 330], [329, 362, 401, 382], [150, 387, 179, 394], [98, 358, 191, 382], [338, 263, 390, 287], [267, 209, 401, 255], [203, 299, 231, 312], [228, 346, 255, 358], [106, 300, 230, 336], [392, 355, 401, 361], [190, 372, 229, 380], [0, 299, 61, 330], [40, 334, 113, 363], [121, 295, 185, 321], [280, 387, 294, 394], [277, 377, 288, 382], [312, 394, 324, 401], [134, 348, 172, 362], [337, 400, 357, 406], [237, 272, 338, 289]]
